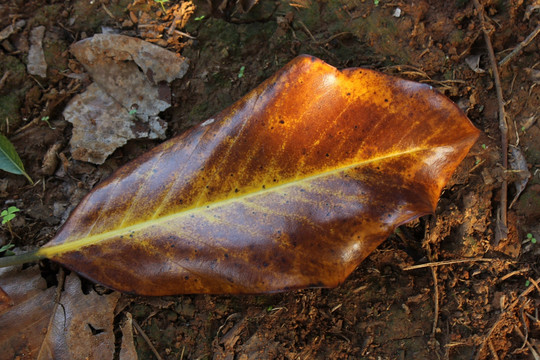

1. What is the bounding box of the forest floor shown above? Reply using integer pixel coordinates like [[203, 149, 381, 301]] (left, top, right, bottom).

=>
[[0, 0, 539, 359]]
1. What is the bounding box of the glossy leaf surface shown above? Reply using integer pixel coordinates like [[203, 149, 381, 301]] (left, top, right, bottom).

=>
[[39, 55, 479, 295]]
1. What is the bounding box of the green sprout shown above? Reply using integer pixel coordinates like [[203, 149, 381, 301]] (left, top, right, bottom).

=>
[[41, 116, 55, 129], [525, 280, 531, 287], [1, 206, 20, 241], [154, 0, 169, 13], [481, 144, 486, 150], [374, 0, 380, 5], [238, 66, 245, 79], [527, 233, 537, 244], [129, 109, 138, 116], [0, 243, 15, 256], [1, 206, 19, 225], [194, 15, 205, 21]]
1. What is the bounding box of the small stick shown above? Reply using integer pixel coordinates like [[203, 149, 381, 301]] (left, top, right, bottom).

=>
[[297, 20, 316, 42], [132, 318, 164, 360], [498, 268, 529, 282], [403, 258, 493, 271], [180, 346, 185, 360], [528, 277, 540, 295], [475, 276, 540, 359], [499, 24, 540, 67], [101, 3, 115, 19], [173, 30, 196, 39], [472, 0, 508, 243], [488, 339, 500, 360], [519, 300, 530, 349], [431, 267, 439, 336], [0, 70, 10, 91], [514, 326, 540, 360], [314, 32, 351, 45]]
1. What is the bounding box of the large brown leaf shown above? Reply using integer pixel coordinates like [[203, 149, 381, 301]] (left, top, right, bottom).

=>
[[23, 56, 480, 295]]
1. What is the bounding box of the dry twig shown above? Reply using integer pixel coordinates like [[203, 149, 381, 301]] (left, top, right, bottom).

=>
[[0, 71, 10, 91], [472, 0, 508, 244], [498, 268, 530, 282], [499, 24, 540, 67], [488, 339, 500, 360], [431, 266, 439, 336], [514, 326, 540, 360], [403, 258, 493, 271], [132, 318, 164, 360]]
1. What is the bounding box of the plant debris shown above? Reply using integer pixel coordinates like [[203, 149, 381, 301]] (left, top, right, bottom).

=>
[[63, 34, 189, 164]]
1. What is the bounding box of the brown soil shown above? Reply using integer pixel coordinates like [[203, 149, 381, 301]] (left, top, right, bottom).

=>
[[1, 0, 539, 359]]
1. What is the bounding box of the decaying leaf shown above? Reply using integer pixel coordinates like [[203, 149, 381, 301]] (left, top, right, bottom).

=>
[[2, 55, 479, 295], [509, 145, 531, 209], [64, 83, 168, 164], [37, 274, 120, 360], [119, 312, 138, 360], [27, 26, 47, 78], [0, 266, 56, 360], [0, 267, 121, 360], [63, 33, 189, 164]]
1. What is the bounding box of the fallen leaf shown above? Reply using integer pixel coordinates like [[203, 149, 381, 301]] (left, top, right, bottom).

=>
[[37, 274, 120, 360], [509, 145, 531, 209], [63, 83, 167, 164], [70, 34, 189, 116], [0, 20, 26, 42], [27, 26, 47, 78], [63, 33, 189, 164], [119, 312, 138, 360], [0, 268, 121, 360], [4, 55, 480, 295], [465, 55, 485, 74], [0, 266, 56, 360]]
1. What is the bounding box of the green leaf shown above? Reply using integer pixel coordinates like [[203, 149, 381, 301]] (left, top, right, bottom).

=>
[[6, 206, 20, 215], [238, 66, 245, 79], [0, 244, 14, 252], [0, 134, 33, 184], [2, 214, 15, 224]]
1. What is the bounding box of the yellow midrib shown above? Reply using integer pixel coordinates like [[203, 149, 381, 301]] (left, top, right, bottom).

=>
[[37, 146, 427, 259]]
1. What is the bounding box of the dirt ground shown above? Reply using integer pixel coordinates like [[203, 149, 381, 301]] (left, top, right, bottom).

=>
[[0, 0, 539, 359]]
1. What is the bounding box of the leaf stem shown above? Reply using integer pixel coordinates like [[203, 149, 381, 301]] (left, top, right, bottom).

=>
[[0, 250, 45, 268]]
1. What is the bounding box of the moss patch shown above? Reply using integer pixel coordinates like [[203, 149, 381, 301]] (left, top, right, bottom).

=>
[[0, 93, 22, 131]]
